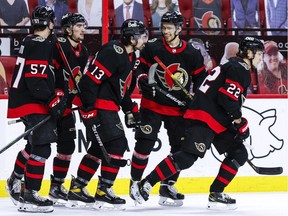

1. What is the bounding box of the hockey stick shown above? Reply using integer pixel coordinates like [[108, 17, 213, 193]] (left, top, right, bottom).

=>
[[91, 124, 127, 167], [7, 107, 81, 125], [54, 37, 127, 167], [148, 63, 186, 106], [8, 119, 23, 125], [0, 116, 51, 154], [247, 160, 283, 175], [242, 142, 283, 175], [154, 56, 193, 100]]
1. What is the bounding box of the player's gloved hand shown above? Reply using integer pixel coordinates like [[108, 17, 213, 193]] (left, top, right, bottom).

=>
[[79, 106, 99, 129], [234, 117, 250, 141], [48, 90, 66, 119], [124, 102, 141, 128], [125, 111, 141, 128], [138, 76, 156, 98], [55, 89, 65, 97]]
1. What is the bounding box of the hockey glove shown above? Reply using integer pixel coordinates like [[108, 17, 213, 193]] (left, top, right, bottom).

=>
[[48, 91, 66, 119], [124, 102, 141, 128], [138, 76, 156, 98], [55, 89, 65, 97], [79, 106, 100, 129], [234, 117, 250, 141]]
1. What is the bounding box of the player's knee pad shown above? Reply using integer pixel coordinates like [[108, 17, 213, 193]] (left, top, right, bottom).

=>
[[134, 138, 155, 155], [172, 151, 198, 170], [23, 142, 32, 155], [56, 140, 75, 155], [170, 143, 181, 154], [87, 143, 102, 158], [31, 144, 51, 160], [227, 144, 248, 166], [106, 136, 128, 156]]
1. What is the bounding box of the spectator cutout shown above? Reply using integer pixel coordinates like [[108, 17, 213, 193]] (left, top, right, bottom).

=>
[[258, 41, 287, 94]]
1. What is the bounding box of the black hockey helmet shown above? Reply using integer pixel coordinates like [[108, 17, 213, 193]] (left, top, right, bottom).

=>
[[121, 19, 147, 37], [161, 11, 184, 26], [120, 19, 147, 45], [61, 13, 88, 28], [31, 6, 55, 26], [238, 37, 264, 57]]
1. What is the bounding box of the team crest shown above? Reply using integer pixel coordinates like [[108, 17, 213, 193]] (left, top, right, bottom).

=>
[[156, 63, 189, 91], [63, 66, 81, 94], [195, 142, 206, 153], [140, 125, 152, 134], [278, 85, 288, 94], [238, 62, 249, 70], [33, 36, 45, 42], [194, 11, 221, 35], [191, 42, 200, 49], [113, 45, 124, 54], [148, 38, 157, 43], [58, 37, 66, 43]]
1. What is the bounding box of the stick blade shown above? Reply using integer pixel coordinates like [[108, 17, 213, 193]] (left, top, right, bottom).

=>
[[257, 167, 283, 175], [248, 160, 283, 175]]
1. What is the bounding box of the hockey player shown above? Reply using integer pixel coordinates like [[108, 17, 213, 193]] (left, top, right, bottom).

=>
[[65, 19, 148, 210], [6, 6, 66, 213], [48, 13, 89, 205], [129, 11, 207, 206], [131, 37, 265, 210]]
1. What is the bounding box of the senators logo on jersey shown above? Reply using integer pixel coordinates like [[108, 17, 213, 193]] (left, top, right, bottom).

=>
[[156, 63, 189, 91]]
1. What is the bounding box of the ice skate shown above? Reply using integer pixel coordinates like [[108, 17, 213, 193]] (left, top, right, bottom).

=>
[[5, 173, 22, 206], [49, 175, 68, 206], [130, 179, 152, 204], [158, 180, 184, 207], [207, 192, 237, 210], [129, 179, 138, 206], [17, 189, 54, 213], [93, 177, 126, 210], [66, 175, 95, 208]]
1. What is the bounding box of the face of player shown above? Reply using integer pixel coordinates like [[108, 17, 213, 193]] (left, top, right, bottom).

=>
[[134, 33, 148, 51], [252, 50, 264, 69], [161, 23, 181, 44], [70, 22, 87, 41]]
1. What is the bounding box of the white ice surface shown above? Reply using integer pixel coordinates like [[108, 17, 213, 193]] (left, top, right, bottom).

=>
[[0, 192, 287, 216]]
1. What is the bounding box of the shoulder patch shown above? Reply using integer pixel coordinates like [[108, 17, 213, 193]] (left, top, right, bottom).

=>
[[58, 37, 66, 43], [32, 36, 45, 42], [113, 44, 124, 54], [191, 42, 200, 50], [238, 62, 249, 70], [148, 38, 157, 43]]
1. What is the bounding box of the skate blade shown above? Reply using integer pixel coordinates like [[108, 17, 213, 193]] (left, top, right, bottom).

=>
[[5, 185, 20, 206], [130, 182, 145, 204], [65, 200, 94, 208], [207, 201, 238, 210], [49, 196, 68, 206], [17, 203, 54, 213], [129, 193, 138, 206], [93, 201, 125, 211], [158, 196, 183, 207]]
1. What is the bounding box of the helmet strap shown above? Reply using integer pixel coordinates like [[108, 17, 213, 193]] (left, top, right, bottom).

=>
[[68, 34, 81, 43], [131, 35, 140, 51], [67, 26, 81, 43]]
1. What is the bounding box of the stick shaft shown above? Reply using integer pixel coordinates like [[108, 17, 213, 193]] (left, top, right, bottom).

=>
[[154, 56, 193, 100], [0, 116, 51, 154]]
